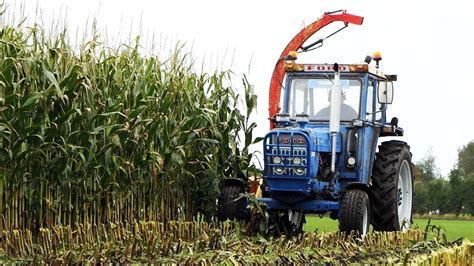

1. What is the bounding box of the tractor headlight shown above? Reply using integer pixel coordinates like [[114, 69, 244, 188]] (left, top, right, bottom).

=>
[[293, 157, 301, 165], [294, 167, 306, 176], [347, 156, 356, 167], [274, 167, 285, 175], [273, 156, 282, 164]]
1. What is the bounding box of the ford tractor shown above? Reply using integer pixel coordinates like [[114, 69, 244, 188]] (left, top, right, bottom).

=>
[[218, 10, 413, 236]]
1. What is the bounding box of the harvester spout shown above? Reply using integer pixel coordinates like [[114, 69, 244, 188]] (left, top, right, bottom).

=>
[[268, 10, 364, 128], [330, 63, 342, 173]]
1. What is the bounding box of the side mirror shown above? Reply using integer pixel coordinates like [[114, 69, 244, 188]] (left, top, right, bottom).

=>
[[377, 81, 394, 104]]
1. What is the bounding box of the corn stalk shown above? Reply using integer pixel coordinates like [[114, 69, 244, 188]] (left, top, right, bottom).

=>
[[0, 25, 260, 231], [0, 222, 471, 264]]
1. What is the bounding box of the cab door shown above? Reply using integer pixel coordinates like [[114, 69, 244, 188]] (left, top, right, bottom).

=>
[[357, 76, 381, 184]]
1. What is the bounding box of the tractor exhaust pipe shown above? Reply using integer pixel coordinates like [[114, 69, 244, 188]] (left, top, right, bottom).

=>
[[329, 63, 342, 173]]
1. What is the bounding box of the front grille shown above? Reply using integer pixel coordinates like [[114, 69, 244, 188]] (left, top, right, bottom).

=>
[[264, 132, 310, 178]]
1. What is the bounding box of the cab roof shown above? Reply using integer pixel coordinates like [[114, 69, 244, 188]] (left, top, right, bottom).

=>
[[285, 63, 397, 81]]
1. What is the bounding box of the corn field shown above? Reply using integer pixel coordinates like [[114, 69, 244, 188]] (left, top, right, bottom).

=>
[[0, 24, 260, 232], [0, 220, 471, 264]]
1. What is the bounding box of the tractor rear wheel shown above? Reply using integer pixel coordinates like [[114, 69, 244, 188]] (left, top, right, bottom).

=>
[[371, 141, 413, 231], [339, 189, 371, 236], [217, 185, 247, 221]]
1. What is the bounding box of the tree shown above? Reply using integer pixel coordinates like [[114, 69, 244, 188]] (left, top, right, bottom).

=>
[[426, 179, 450, 213], [413, 142, 474, 215], [412, 151, 442, 214], [413, 182, 429, 214], [458, 140, 474, 175], [414, 151, 440, 182], [448, 168, 464, 216], [463, 173, 474, 215]]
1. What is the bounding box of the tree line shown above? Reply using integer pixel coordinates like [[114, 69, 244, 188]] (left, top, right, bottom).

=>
[[412, 140, 474, 215]]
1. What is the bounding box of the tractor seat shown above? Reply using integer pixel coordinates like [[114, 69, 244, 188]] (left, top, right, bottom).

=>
[[314, 104, 358, 121]]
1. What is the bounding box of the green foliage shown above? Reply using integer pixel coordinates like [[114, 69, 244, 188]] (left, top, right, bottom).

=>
[[0, 25, 261, 230], [413, 152, 443, 214], [413, 181, 430, 213], [458, 140, 474, 175], [242, 192, 269, 235], [413, 142, 474, 216], [463, 173, 474, 214], [427, 179, 450, 213], [413, 171, 461, 215], [448, 169, 465, 216], [413, 151, 440, 182]]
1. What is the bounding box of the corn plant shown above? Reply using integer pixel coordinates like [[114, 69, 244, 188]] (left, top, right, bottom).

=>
[[0, 24, 261, 231]]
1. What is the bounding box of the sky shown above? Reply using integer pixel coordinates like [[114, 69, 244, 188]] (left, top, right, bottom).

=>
[[4, 0, 474, 176]]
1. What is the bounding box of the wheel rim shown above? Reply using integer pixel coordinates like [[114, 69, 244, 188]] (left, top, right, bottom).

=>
[[288, 210, 303, 228], [362, 204, 369, 237], [397, 160, 413, 231]]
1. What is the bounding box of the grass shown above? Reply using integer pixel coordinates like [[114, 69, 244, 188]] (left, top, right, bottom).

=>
[[303, 215, 339, 234], [411, 218, 474, 241], [304, 215, 474, 241]]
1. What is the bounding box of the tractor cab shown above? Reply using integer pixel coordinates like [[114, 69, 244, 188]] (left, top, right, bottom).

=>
[[283, 66, 379, 124]]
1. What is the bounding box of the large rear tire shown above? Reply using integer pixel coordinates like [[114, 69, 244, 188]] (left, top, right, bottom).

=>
[[339, 189, 370, 236], [217, 185, 247, 221], [371, 141, 413, 231]]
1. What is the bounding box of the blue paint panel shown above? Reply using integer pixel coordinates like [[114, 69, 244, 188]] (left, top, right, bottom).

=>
[[259, 197, 340, 212]]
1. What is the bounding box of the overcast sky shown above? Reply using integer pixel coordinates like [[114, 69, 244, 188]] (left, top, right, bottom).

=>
[[4, 0, 474, 176]]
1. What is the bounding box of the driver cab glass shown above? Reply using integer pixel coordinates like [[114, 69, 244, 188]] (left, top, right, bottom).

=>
[[287, 77, 361, 121]]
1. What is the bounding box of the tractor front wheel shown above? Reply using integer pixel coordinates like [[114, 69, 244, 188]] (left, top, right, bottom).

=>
[[267, 210, 305, 236], [217, 185, 247, 221], [339, 189, 371, 236]]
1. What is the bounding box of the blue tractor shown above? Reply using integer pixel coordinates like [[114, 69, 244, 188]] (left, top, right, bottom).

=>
[[218, 11, 413, 235]]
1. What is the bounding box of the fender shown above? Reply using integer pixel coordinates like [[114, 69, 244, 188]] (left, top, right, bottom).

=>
[[345, 182, 370, 192], [268, 10, 364, 128]]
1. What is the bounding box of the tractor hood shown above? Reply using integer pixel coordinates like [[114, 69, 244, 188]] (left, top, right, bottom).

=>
[[306, 127, 342, 153]]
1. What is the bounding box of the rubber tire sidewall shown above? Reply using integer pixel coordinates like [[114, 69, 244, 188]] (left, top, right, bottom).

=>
[[339, 189, 370, 236], [217, 185, 246, 221], [267, 210, 305, 236], [371, 141, 413, 231]]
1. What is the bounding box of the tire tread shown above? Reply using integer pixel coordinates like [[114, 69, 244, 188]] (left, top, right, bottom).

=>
[[218, 185, 246, 221], [371, 140, 413, 231], [339, 189, 370, 235]]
